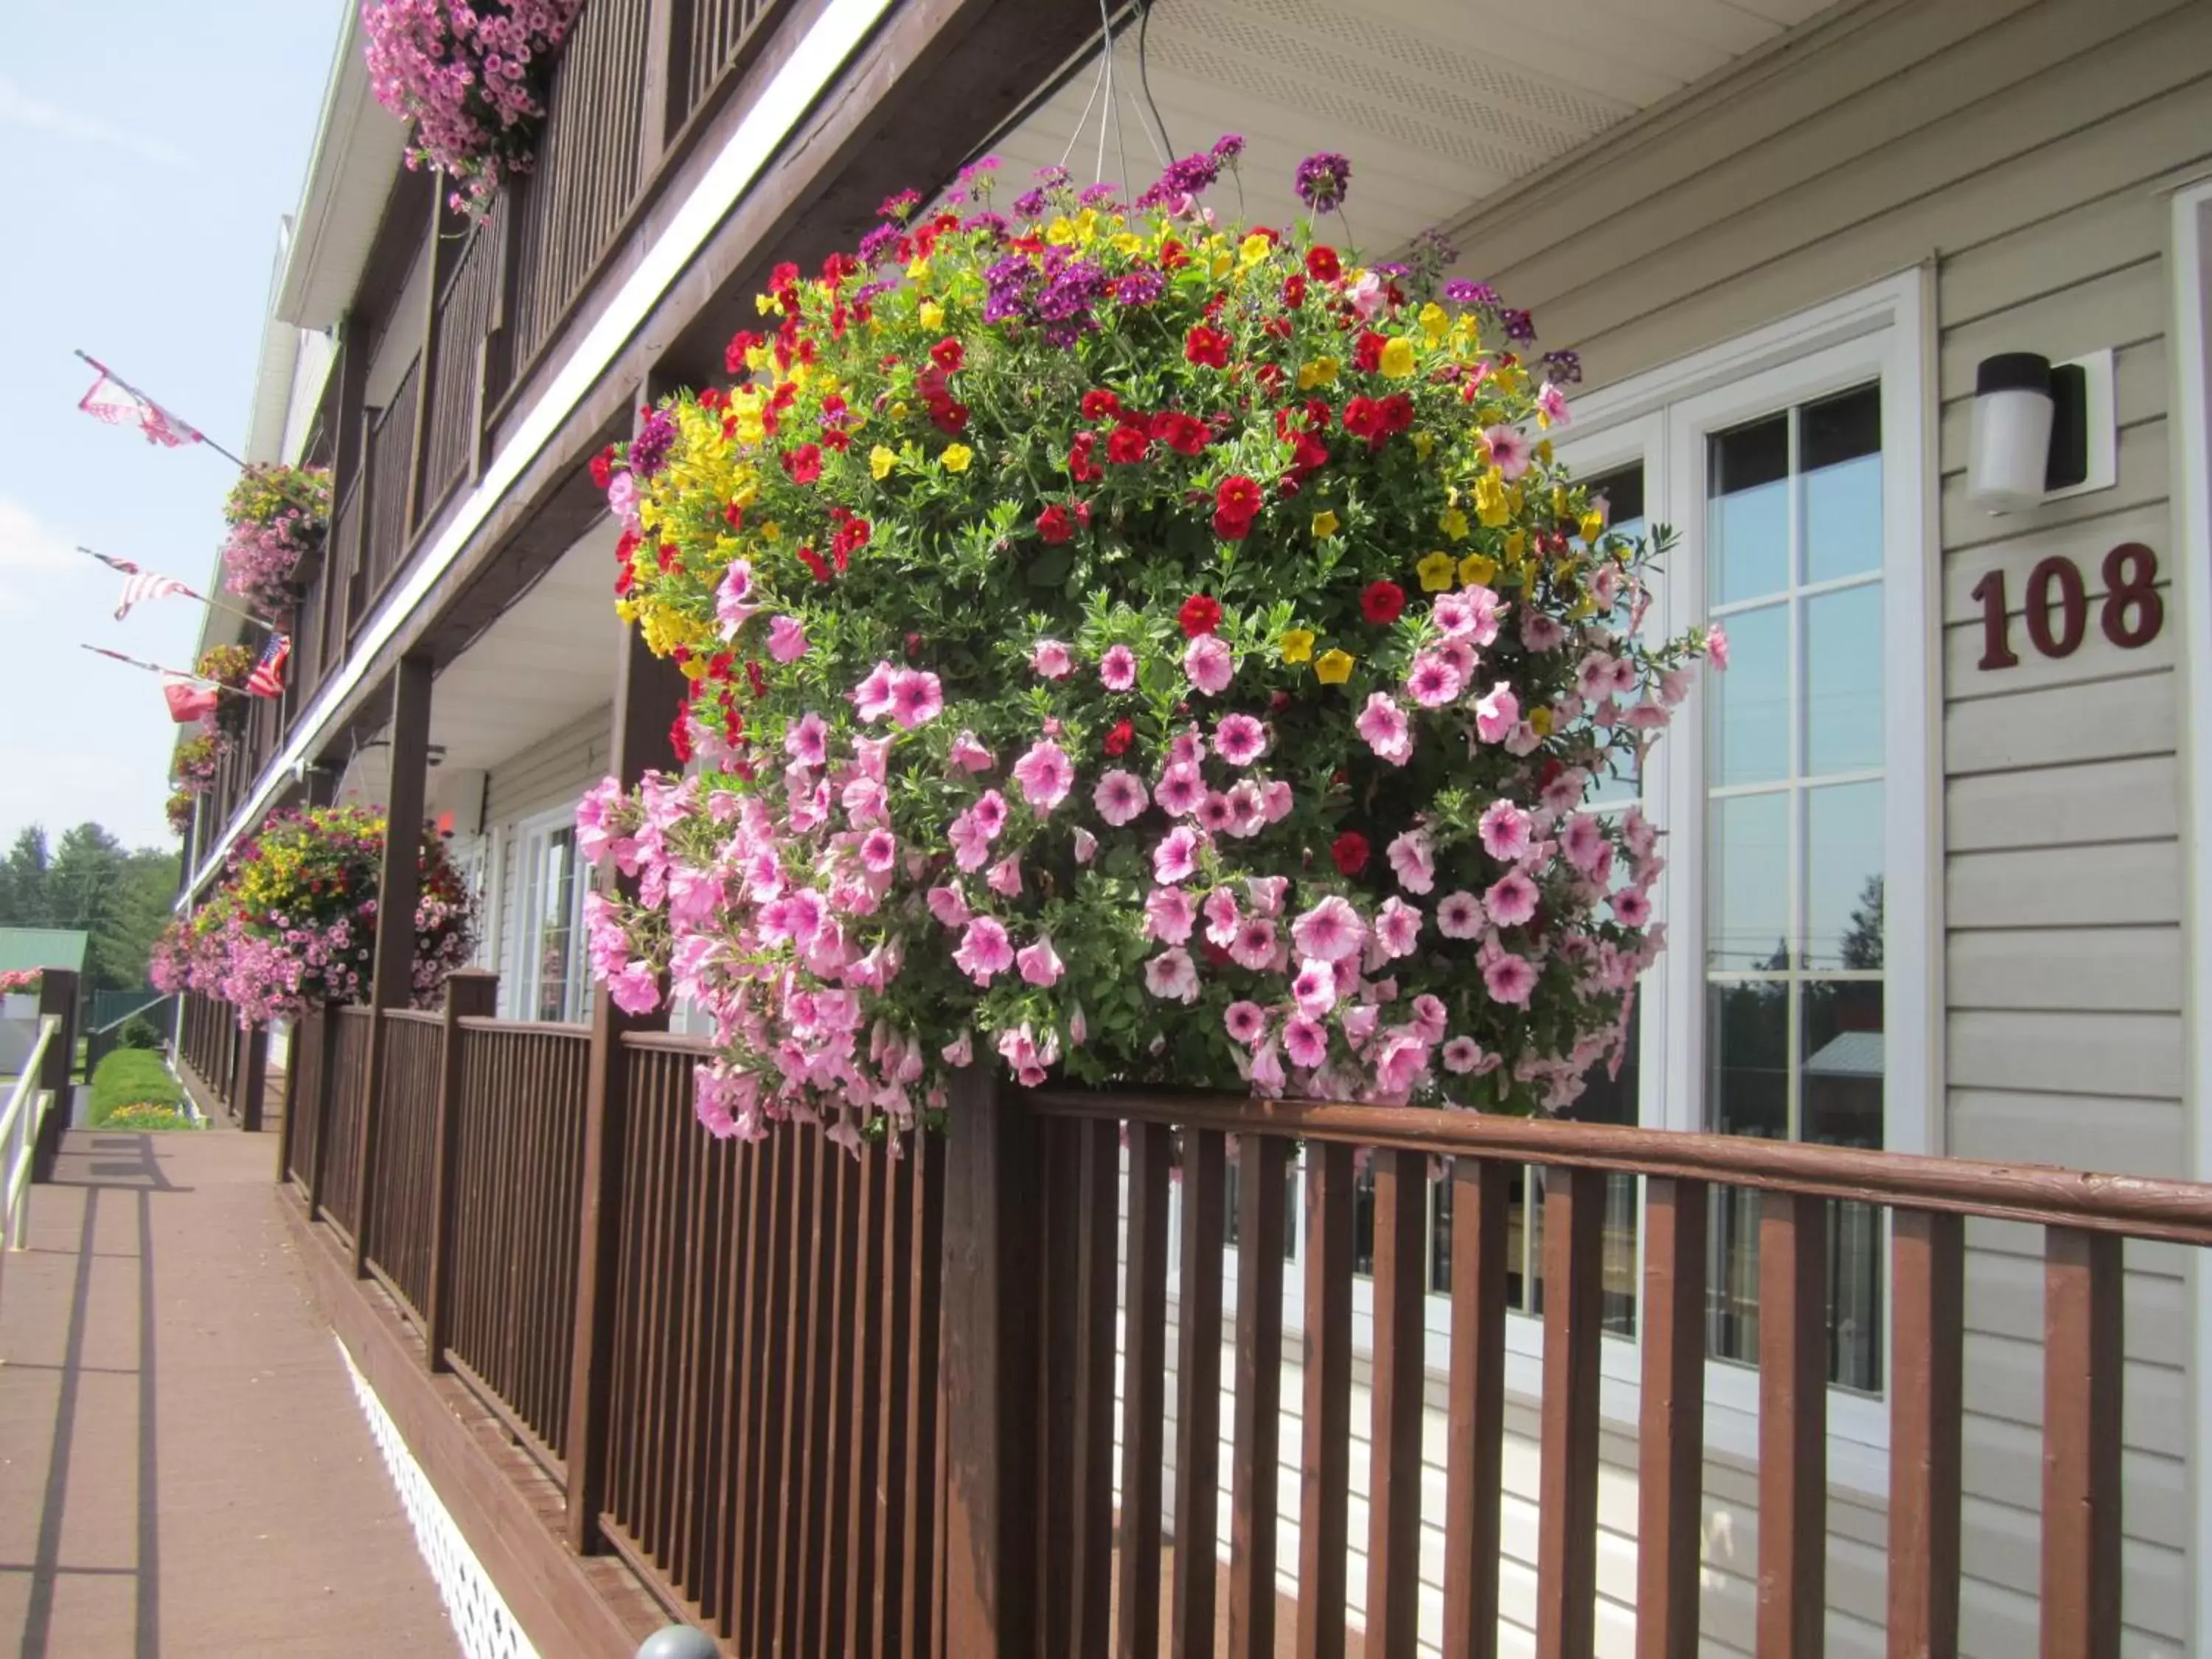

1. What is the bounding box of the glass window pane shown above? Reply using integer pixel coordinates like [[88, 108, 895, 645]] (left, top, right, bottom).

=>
[[1801, 981, 1883, 1150], [1801, 386, 1882, 584], [1806, 784, 1883, 970], [536, 829, 577, 1022], [1710, 791, 1790, 972], [1708, 978, 1789, 1138], [1712, 602, 1788, 785], [1804, 584, 1883, 776], [1709, 414, 1789, 605]]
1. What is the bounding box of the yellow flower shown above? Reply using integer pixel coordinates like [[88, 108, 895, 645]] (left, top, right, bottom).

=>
[[940, 443, 973, 473], [1536, 438, 1554, 465], [919, 299, 945, 330], [1379, 337, 1417, 378], [759, 521, 781, 543], [890, 400, 911, 420], [1475, 471, 1511, 528], [1310, 509, 1340, 538], [1211, 248, 1235, 279], [1315, 649, 1355, 685], [1416, 552, 1457, 592], [1580, 509, 1607, 543], [1047, 216, 1078, 246], [1438, 506, 1470, 542], [1459, 553, 1499, 588], [1239, 232, 1273, 269], [1411, 430, 1435, 460], [907, 257, 931, 281], [1419, 302, 1450, 344], [869, 445, 898, 481], [1529, 706, 1554, 738], [1503, 529, 1528, 562], [1297, 357, 1340, 390], [1280, 629, 1316, 664], [755, 292, 776, 316]]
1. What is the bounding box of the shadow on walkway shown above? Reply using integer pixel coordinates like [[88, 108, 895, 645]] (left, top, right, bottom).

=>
[[0, 1127, 455, 1657]]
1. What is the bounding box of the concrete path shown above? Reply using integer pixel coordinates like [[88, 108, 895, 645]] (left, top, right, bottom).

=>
[[0, 1126, 456, 1657]]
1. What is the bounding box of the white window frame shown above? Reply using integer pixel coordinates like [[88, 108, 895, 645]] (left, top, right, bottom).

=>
[[513, 803, 589, 1023], [1194, 272, 1937, 1492]]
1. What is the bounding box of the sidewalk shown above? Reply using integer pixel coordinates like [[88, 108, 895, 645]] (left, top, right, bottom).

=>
[[0, 1125, 456, 1657]]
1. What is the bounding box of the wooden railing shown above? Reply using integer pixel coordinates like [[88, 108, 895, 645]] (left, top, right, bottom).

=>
[[245, 962, 2212, 1656], [420, 216, 501, 519], [317, 1005, 375, 1239], [445, 1014, 591, 1468], [357, 360, 422, 621]]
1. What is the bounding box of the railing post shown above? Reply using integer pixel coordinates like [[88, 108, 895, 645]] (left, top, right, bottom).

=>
[[565, 605, 686, 1554], [29, 970, 77, 1183], [307, 1000, 344, 1216], [639, 0, 681, 168], [939, 1069, 1042, 1659], [352, 653, 434, 1281], [238, 1020, 268, 1133], [276, 1012, 304, 1184], [425, 970, 497, 1373]]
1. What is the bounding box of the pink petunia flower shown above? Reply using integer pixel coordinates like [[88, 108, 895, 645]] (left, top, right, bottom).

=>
[[1144, 947, 1200, 1003], [949, 729, 996, 772], [1559, 813, 1607, 875], [889, 669, 944, 727], [1227, 917, 1278, 970], [1405, 653, 1465, 709], [1385, 829, 1435, 894], [852, 661, 899, 721], [784, 711, 828, 766], [1441, 1036, 1484, 1074], [1483, 424, 1531, 479], [768, 614, 810, 663], [609, 959, 661, 1015], [715, 560, 757, 638], [1072, 827, 1099, 864], [1250, 1040, 1286, 1095], [1224, 1001, 1268, 1046], [1032, 639, 1074, 680], [942, 1030, 975, 1067], [1436, 889, 1485, 939], [1484, 870, 1539, 928], [1374, 897, 1422, 959], [1012, 739, 1075, 811], [1183, 633, 1235, 695], [1214, 713, 1269, 766], [859, 828, 897, 872], [1099, 644, 1138, 691], [1144, 886, 1197, 945], [1246, 875, 1289, 916], [1197, 792, 1236, 834], [1017, 934, 1065, 987], [971, 790, 1009, 837], [1202, 886, 1242, 947], [1259, 780, 1294, 823], [1093, 769, 1150, 826], [1707, 624, 1730, 669], [1612, 888, 1652, 928], [953, 917, 1015, 984], [987, 855, 1023, 897], [1474, 682, 1520, 744], [1484, 953, 1537, 1006], [1355, 692, 1413, 765], [1290, 957, 1339, 1016], [1409, 995, 1448, 1043], [1291, 894, 1365, 962], [1520, 612, 1567, 653], [1282, 1014, 1329, 1069], [1155, 762, 1206, 816], [1478, 800, 1532, 862], [926, 883, 970, 928]]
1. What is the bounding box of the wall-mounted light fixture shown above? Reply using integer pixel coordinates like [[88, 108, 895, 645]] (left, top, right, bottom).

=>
[[1967, 347, 2115, 515]]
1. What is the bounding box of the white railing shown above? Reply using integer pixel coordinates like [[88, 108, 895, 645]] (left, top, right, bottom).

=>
[[0, 1015, 59, 1326]]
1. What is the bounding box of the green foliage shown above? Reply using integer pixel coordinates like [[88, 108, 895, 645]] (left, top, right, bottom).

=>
[[119, 1016, 164, 1051], [88, 1049, 185, 1126], [0, 822, 182, 993]]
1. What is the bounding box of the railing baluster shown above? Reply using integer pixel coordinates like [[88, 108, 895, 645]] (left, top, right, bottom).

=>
[[1536, 1166, 1604, 1659], [1443, 1157, 1509, 1659], [1171, 1128, 1226, 1659], [1888, 1208, 1962, 1659], [1227, 1135, 1287, 1659], [1037, 1120, 1079, 1657], [2041, 1226, 2122, 1659], [841, 1141, 881, 1649], [1366, 1146, 1427, 1659], [1070, 1117, 1119, 1659], [1118, 1119, 1172, 1659], [1297, 1140, 1354, 1659], [1638, 1176, 1708, 1659], [1757, 1190, 1828, 1659]]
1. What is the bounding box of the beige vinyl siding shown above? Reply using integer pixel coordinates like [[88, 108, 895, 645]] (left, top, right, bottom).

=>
[[1411, 0, 2212, 1649], [481, 706, 611, 1015]]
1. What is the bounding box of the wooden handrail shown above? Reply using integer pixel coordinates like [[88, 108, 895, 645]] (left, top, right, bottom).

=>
[[1020, 1086, 2212, 1243], [457, 1015, 591, 1037]]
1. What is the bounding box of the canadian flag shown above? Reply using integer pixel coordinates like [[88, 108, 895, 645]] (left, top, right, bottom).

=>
[[77, 360, 202, 448], [162, 675, 220, 724]]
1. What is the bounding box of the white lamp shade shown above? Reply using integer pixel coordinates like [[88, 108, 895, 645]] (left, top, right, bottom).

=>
[[1966, 354, 2054, 515]]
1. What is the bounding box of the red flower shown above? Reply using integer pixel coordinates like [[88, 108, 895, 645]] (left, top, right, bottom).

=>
[[1080, 389, 1121, 421], [1037, 504, 1075, 545], [1102, 718, 1135, 757], [668, 709, 693, 765], [1306, 246, 1341, 282], [930, 338, 964, 372], [1185, 325, 1231, 369], [1353, 330, 1388, 374], [588, 445, 615, 490], [723, 330, 763, 375], [745, 660, 768, 698], [796, 544, 832, 582], [1331, 831, 1370, 877], [832, 516, 872, 558], [1068, 431, 1102, 484], [1107, 425, 1151, 465], [1178, 594, 1223, 637], [1150, 411, 1210, 456], [1360, 580, 1406, 625], [614, 525, 641, 565], [1343, 396, 1386, 447], [929, 399, 970, 436], [613, 560, 633, 597], [1213, 475, 1262, 540], [917, 365, 949, 404], [1378, 393, 1415, 436], [1282, 273, 1307, 308], [782, 443, 824, 484], [723, 502, 745, 531], [1158, 237, 1190, 271]]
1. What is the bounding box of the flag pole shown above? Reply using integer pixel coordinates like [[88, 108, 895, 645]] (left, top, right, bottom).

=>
[[74, 546, 279, 634], [72, 349, 248, 468], [77, 644, 249, 697]]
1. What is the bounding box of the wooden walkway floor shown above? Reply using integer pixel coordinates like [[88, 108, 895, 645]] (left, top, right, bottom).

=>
[[0, 1124, 457, 1657]]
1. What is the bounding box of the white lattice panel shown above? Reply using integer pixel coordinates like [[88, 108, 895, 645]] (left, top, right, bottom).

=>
[[339, 1338, 542, 1659]]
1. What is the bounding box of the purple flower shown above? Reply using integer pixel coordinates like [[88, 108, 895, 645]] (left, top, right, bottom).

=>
[[1210, 133, 1245, 164], [857, 223, 900, 266], [1013, 187, 1048, 218], [1293, 151, 1352, 212], [628, 406, 677, 479], [1543, 349, 1584, 386], [1111, 268, 1166, 307], [1444, 278, 1498, 308], [1500, 307, 1537, 344]]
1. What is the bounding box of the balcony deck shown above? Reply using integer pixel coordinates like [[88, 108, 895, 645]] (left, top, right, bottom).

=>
[[0, 1125, 455, 1657]]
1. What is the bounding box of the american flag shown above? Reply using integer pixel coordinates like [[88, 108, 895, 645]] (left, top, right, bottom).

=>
[[86, 550, 199, 619], [76, 358, 204, 448], [246, 632, 291, 699]]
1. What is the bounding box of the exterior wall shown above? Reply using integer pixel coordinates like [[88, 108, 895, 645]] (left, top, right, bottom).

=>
[[1428, 0, 2212, 1650], [279, 327, 338, 465], [479, 707, 611, 1016]]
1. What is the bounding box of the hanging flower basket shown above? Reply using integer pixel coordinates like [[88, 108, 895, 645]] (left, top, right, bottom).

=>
[[361, 0, 586, 218], [165, 790, 196, 838], [171, 728, 229, 796], [220, 463, 330, 619], [0, 970, 42, 998], [580, 144, 1719, 1145], [150, 806, 478, 1025]]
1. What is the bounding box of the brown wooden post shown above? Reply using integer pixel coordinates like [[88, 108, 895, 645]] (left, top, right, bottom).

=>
[[406, 189, 453, 530], [564, 609, 686, 1554], [2041, 1226, 2122, 1659], [306, 1000, 344, 1216], [425, 968, 496, 1373], [29, 970, 79, 1183], [237, 1020, 268, 1133], [639, 0, 680, 167], [351, 653, 434, 1281], [939, 1069, 1041, 1659]]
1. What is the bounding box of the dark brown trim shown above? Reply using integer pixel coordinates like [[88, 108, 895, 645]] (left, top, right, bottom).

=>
[[278, 1187, 662, 1656]]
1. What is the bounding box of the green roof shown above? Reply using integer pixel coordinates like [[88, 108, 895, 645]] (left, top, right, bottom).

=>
[[0, 928, 89, 975]]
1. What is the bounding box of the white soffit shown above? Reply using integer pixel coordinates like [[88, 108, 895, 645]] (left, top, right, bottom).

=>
[[987, 0, 1841, 255]]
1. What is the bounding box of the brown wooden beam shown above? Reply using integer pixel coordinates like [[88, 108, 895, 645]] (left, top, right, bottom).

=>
[[425, 968, 498, 1372], [350, 653, 433, 1281], [238, 1020, 268, 1134]]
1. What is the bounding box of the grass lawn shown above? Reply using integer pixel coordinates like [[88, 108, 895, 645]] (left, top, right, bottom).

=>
[[88, 1051, 198, 1131]]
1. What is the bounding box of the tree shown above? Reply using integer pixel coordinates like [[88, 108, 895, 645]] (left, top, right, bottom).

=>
[[1840, 874, 1884, 971], [0, 827, 52, 928], [0, 821, 178, 992]]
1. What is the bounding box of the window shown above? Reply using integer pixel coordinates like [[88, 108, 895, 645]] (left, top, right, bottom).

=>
[[516, 811, 587, 1022]]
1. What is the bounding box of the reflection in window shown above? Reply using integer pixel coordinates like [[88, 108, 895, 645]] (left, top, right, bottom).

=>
[[1705, 384, 1885, 1393], [534, 827, 580, 1022]]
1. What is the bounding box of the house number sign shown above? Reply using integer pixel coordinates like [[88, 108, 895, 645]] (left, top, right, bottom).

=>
[[1969, 541, 2163, 670]]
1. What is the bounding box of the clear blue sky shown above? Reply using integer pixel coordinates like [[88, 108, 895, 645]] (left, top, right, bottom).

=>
[[0, 0, 345, 855]]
